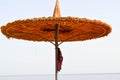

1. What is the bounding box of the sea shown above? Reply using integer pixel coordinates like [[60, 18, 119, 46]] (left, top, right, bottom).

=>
[[0, 73, 120, 80]]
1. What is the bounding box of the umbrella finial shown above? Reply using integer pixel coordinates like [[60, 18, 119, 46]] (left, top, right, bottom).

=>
[[53, 0, 61, 17]]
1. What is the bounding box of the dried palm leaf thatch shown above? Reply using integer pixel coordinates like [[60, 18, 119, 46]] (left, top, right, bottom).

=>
[[1, 17, 111, 42]]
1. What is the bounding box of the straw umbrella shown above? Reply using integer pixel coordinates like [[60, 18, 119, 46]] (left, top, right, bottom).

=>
[[1, 0, 111, 80]]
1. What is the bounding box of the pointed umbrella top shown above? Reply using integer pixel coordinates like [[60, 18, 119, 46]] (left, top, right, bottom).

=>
[[53, 0, 61, 17]]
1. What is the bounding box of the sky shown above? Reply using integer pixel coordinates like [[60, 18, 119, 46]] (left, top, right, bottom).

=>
[[0, 0, 120, 75]]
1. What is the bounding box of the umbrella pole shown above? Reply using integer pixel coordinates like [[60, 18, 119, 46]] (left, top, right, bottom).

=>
[[54, 23, 60, 80]]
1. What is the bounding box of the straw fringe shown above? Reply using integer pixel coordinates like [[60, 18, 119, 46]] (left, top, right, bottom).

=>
[[1, 17, 112, 42]]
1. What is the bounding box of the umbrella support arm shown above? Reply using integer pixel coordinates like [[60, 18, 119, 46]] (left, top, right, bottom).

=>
[[54, 23, 60, 80]]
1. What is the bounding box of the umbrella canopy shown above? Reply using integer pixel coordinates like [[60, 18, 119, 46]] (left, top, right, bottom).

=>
[[1, 17, 111, 42], [1, 0, 111, 43]]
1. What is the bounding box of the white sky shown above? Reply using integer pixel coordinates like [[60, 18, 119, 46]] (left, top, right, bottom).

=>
[[0, 0, 120, 75]]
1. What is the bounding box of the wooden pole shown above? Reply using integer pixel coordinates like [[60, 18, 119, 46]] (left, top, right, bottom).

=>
[[54, 23, 60, 80], [53, 0, 61, 80]]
